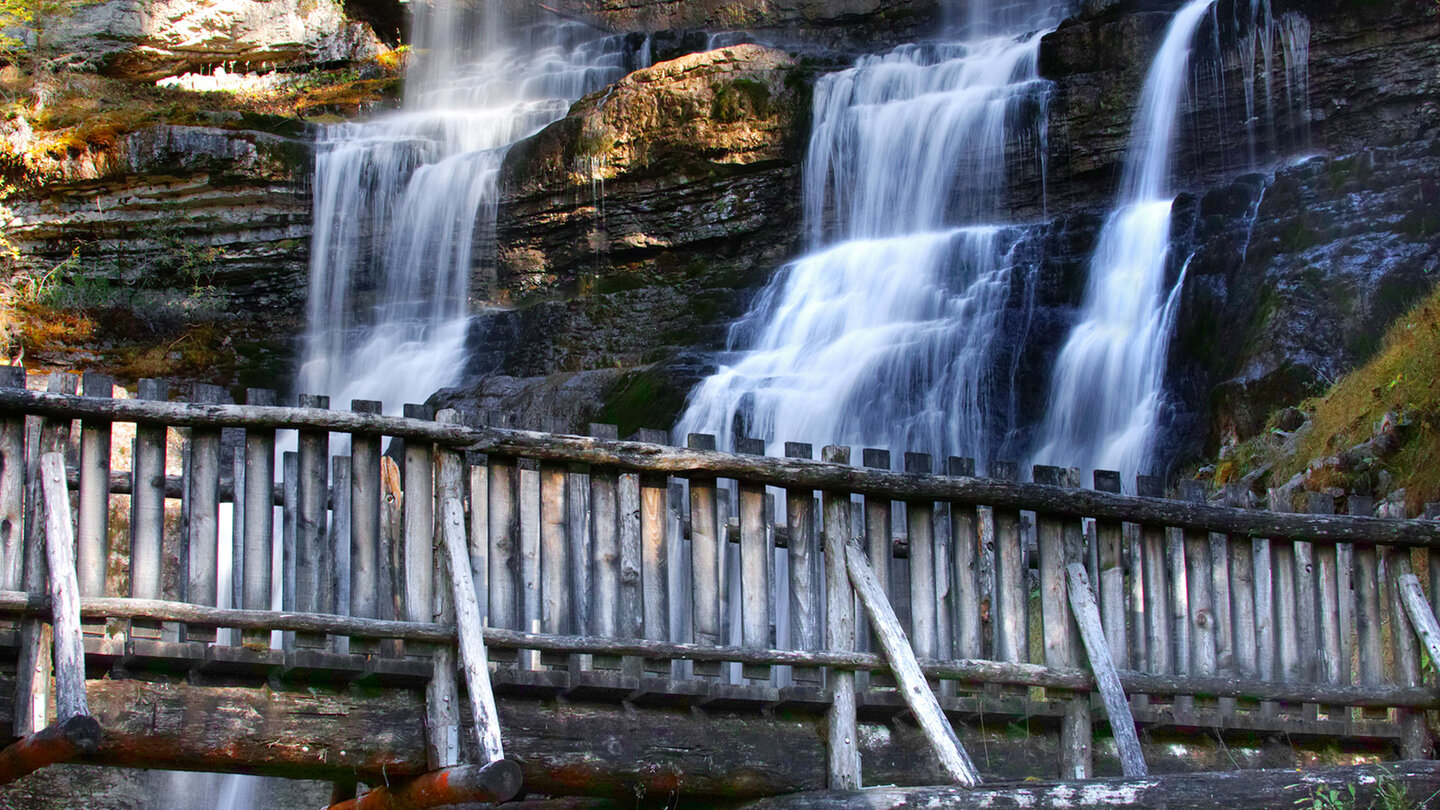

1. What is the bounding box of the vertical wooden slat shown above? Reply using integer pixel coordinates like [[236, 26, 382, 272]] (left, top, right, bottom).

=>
[[230, 446, 244, 645], [1350, 495, 1385, 717], [295, 394, 330, 649], [467, 454, 489, 631], [1180, 482, 1216, 715], [40, 453, 86, 722], [402, 404, 434, 628], [379, 456, 403, 656], [330, 456, 351, 654], [241, 388, 276, 649], [688, 433, 721, 680], [1309, 492, 1344, 718], [1386, 549, 1433, 759], [1093, 470, 1126, 668], [1222, 485, 1258, 685], [129, 378, 167, 643], [540, 461, 569, 636], [821, 444, 858, 790], [736, 437, 770, 682], [281, 451, 298, 651], [634, 429, 669, 676], [949, 458, 981, 661], [1137, 475, 1170, 679], [349, 400, 382, 655], [518, 457, 541, 670], [1066, 562, 1147, 778], [0, 366, 24, 593], [76, 372, 111, 602], [185, 384, 224, 644], [1035, 465, 1089, 779], [991, 461, 1026, 665], [566, 459, 590, 637], [785, 442, 820, 688], [907, 453, 937, 665], [617, 455, 643, 646], [591, 424, 620, 646], [1268, 488, 1300, 687], [428, 412, 464, 767], [488, 451, 517, 633], [861, 449, 892, 652]]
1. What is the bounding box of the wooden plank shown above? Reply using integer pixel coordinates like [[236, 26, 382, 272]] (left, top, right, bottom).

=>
[[990, 462, 1025, 664], [1386, 549, 1433, 758], [617, 458, 643, 647], [785, 442, 820, 687], [1093, 470, 1126, 668], [329, 762, 523, 810], [281, 451, 298, 651], [296, 394, 331, 649], [428, 413, 464, 768], [950, 458, 981, 661], [1179, 483, 1215, 710], [1309, 493, 1344, 716], [906, 453, 936, 662], [380, 456, 404, 656], [689, 433, 721, 674], [861, 449, 892, 657], [1222, 486, 1257, 682], [1397, 574, 1440, 683], [230, 444, 244, 645], [736, 437, 770, 682], [8, 387, 1440, 546], [0, 366, 23, 593], [1035, 466, 1089, 779], [518, 457, 542, 670], [634, 429, 669, 671], [821, 444, 858, 790], [330, 457, 351, 654], [39, 453, 86, 721], [1348, 496, 1384, 701], [468, 456, 489, 630], [349, 400, 383, 655], [541, 461, 569, 635], [402, 404, 434, 627], [76, 373, 111, 601], [1065, 562, 1146, 777], [129, 379, 168, 634], [1137, 476, 1169, 677], [1268, 489, 1300, 690], [185, 384, 225, 644], [845, 537, 981, 787], [241, 388, 277, 648], [591, 425, 620, 643], [489, 453, 517, 631], [566, 460, 590, 637]]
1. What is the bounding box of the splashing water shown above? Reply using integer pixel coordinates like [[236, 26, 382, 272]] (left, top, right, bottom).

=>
[[677, 10, 1062, 465], [298, 7, 645, 414], [1030, 0, 1218, 481]]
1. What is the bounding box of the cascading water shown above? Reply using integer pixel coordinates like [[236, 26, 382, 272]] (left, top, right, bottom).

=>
[[1029, 0, 1218, 480], [676, 9, 1062, 465], [299, 5, 645, 414]]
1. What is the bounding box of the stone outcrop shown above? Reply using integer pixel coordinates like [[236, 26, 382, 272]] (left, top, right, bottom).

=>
[[550, 0, 941, 49], [45, 0, 384, 79], [469, 45, 808, 397], [5, 123, 311, 385]]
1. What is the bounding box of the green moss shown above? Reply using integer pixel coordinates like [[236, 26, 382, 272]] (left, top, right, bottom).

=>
[[595, 365, 690, 438], [710, 78, 772, 124]]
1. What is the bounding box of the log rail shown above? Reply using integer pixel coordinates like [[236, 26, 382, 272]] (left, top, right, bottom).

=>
[[0, 370, 1438, 796]]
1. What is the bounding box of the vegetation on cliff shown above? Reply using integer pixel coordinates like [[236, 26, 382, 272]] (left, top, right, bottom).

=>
[[1215, 279, 1440, 513]]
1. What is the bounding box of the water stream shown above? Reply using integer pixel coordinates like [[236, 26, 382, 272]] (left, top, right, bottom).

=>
[[1029, 0, 1219, 481], [676, 10, 1062, 466]]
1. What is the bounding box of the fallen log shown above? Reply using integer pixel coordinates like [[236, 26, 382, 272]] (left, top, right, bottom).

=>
[[326, 760, 523, 810], [0, 715, 102, 787], [734, 761, 1440, 810]]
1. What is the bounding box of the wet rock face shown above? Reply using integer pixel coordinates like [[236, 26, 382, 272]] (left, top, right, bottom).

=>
[[550, 0, 942, 49], [6, 124, 311, 387], [484, 44, 808, 381], [46, 0, 383, 79]]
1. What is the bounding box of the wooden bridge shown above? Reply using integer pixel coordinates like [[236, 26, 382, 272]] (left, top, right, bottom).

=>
[[2, 367, 1440, 808]]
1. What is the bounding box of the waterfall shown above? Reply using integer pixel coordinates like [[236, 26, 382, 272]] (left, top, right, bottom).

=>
[[676, 8, 1062, 465], [1030, 0, 1218, 481], [298, 5, 645, 415]]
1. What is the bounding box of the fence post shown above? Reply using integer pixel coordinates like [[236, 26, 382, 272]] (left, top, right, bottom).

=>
[[821, 445, 858, 790]]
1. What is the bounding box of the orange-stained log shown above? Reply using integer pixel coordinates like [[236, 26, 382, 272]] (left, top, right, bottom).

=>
[[327, 759, 523, 810], [0, 715, 102, 787]]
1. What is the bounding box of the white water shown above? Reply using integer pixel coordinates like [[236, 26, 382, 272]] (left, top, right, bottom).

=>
[[677, 17, 1059, 464], [298, 8, 643, 414], [1030, 0, 1218, 480]]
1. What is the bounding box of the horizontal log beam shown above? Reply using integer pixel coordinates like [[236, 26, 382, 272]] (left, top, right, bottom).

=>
[[3, 387, 1436, 546], [0, 715, 102, 787], [328, 761, 523, 810], [0, 591, 1432, 708], [734, 762, 1440, 810]]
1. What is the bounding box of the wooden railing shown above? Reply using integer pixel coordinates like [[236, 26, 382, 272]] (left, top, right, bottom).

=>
[[2, 368, 1440, 783]]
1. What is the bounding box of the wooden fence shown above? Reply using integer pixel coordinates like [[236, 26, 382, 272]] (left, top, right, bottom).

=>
[[2, 368, 1440, 785]]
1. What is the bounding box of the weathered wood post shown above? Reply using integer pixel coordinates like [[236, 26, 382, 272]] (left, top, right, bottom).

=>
[[821, 444, 858, 790], [40, 453, 86, 723], [241, 388, 277, 649], [991, 461, 1026, 667], [786, 442, 821, 689], [950, 458, 981, 662], [350, 399, 383, 656], [76, 373, 112, 607], [689, 433, 721, 679], [185, 383, 225, 644], [737, 436, 771, 683], [0, 366, 25, 594], [130, 378, 167, 644], [1066, 562, 1146, 778], [1033, 465, 1088, 779]]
